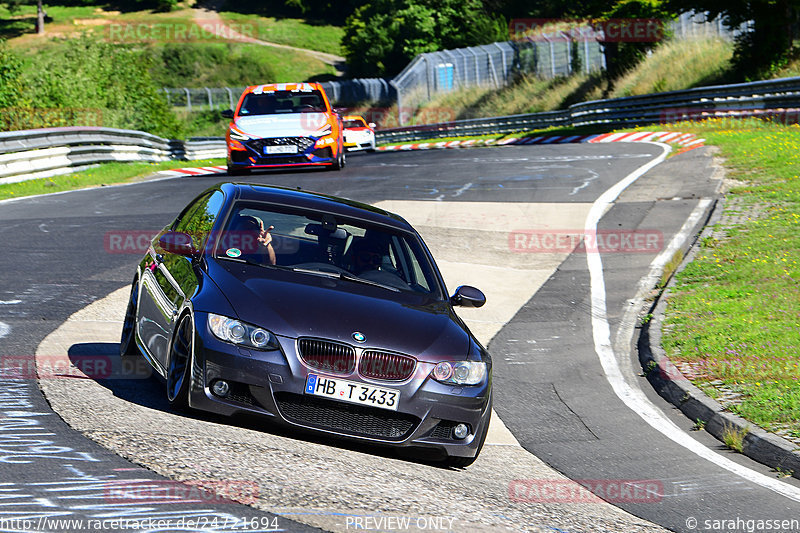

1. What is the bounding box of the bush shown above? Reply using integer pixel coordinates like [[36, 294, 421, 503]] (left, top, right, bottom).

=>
[[20, 36, 181, 136], [0, 41, 24, 109], [149, 43, 277, 88]]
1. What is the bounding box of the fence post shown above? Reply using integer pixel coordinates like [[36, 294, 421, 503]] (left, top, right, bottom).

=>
[[487, 53, 499, 88], [564, 33, 572, 75], [205, 87, 213, 110], [184, 88, 192, 112], [468, 47, 480, 86], [390, 79, 403, 126], [225, 87, 234, 110], [584, 32, 590, 74], [542, 33, 556, 78], [493, 42, 507, 84]]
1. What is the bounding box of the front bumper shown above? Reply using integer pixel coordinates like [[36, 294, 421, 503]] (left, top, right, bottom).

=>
[[227, 136, 337, 169], [343, 132, 376, 151], [188, 313, 491, 458]]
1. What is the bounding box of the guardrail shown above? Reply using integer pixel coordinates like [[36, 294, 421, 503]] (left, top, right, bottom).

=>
[[0, 127, 225, 185], [376, 76, 800, 143], [4, 76, 800, 184]]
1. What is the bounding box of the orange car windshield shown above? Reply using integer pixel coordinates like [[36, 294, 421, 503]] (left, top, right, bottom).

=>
[[239, 90, 326, 115], [343, 119, 367, 129]]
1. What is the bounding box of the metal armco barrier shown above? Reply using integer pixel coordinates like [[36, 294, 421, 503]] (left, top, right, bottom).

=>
[[376, 76, 800, 143], [4, 75, 800, 184], [0, 127, 225, 185]]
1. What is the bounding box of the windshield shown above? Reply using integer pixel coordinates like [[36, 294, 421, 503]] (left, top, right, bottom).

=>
[[239, 90, 327, 115], [343, 118, 367, 129], [213, 202, 444, 298]]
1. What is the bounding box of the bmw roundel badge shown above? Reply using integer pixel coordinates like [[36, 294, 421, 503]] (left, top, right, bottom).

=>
[[352, 331, 366, 343]]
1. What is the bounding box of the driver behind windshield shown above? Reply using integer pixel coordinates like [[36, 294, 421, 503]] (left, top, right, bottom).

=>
[[224, 214, 276, 265], [349, 238, 386, 275]]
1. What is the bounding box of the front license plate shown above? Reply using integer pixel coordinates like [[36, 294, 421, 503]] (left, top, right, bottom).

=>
[[305, 374, 400, 411], [265, 145, 298, 154]]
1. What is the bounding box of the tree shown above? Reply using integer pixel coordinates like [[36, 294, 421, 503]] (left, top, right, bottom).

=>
[[597, 0, 676, 82], [664, 0, 799, 75], [1, 0, 47, 35], [342, 0, 508, 78]]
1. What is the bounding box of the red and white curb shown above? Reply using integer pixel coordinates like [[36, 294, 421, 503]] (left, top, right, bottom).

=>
[[157, 165, 227, 178], [157, 132, 705, 176], [377, 131, 705, 152]]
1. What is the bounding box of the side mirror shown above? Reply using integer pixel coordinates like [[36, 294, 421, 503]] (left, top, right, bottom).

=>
[[368, 122, 376, 129], [221, 109, 234, 119], [159, 231, 197, 258], [451, 285, 486, 308]]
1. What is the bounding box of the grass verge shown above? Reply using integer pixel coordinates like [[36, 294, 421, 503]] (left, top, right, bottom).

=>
[[0, 158, 224, 201], [217, 11, 343, 56], [658, 118, 800, 441], [413, 38, 734, 123]]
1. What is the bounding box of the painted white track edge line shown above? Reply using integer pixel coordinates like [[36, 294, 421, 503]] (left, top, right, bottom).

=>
[[585, 142, 800, 502], [0, 173, 184, 205]]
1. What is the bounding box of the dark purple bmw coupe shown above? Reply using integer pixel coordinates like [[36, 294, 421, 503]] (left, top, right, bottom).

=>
[[121, 182, 492, 466]]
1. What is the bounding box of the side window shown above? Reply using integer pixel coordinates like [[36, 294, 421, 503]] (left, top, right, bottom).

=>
[[174, 191, 225, 250]]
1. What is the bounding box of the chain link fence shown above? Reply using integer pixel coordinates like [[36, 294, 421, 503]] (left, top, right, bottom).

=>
[[390, 38, 606, 122], [670, 11, 751, 40], [163, 11, 749, 125], [162, 79, 395, 112]]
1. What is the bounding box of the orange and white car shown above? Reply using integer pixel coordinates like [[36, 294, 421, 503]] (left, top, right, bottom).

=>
[[223, 83, 345, 174], [342, 115, 376, 152]]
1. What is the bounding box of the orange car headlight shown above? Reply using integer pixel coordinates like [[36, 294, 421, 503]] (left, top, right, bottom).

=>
[[229, 139, 246, 151]]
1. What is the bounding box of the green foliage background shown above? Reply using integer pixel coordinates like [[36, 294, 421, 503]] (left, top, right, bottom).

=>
[[342, 0, 508, 78], [7, 36, 180, 135]]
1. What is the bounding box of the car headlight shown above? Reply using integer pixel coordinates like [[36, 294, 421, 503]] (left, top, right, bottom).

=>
[[314, 124, 333, 137], [208, 313, 279, 351], [229, 128, 250, 141], [430, 361, 486, 385]]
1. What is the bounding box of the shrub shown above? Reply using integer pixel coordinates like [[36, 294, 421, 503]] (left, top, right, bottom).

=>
[[21, 36, 181, 136]]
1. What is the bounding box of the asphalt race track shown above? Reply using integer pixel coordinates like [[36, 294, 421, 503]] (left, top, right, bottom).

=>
[[1, 144, 799, 532]]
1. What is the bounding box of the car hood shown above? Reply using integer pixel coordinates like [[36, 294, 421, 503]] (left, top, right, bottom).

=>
[[234, 113, 328, 138], [206, 260, 470, 360]]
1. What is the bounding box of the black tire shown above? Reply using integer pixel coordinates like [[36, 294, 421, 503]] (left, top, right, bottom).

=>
[[166, 314, 193, 409], [444, 394, 492, 468], [120, 279, 140, 358], [227, 166, 250, 176], [329, 147, 345, 171]]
